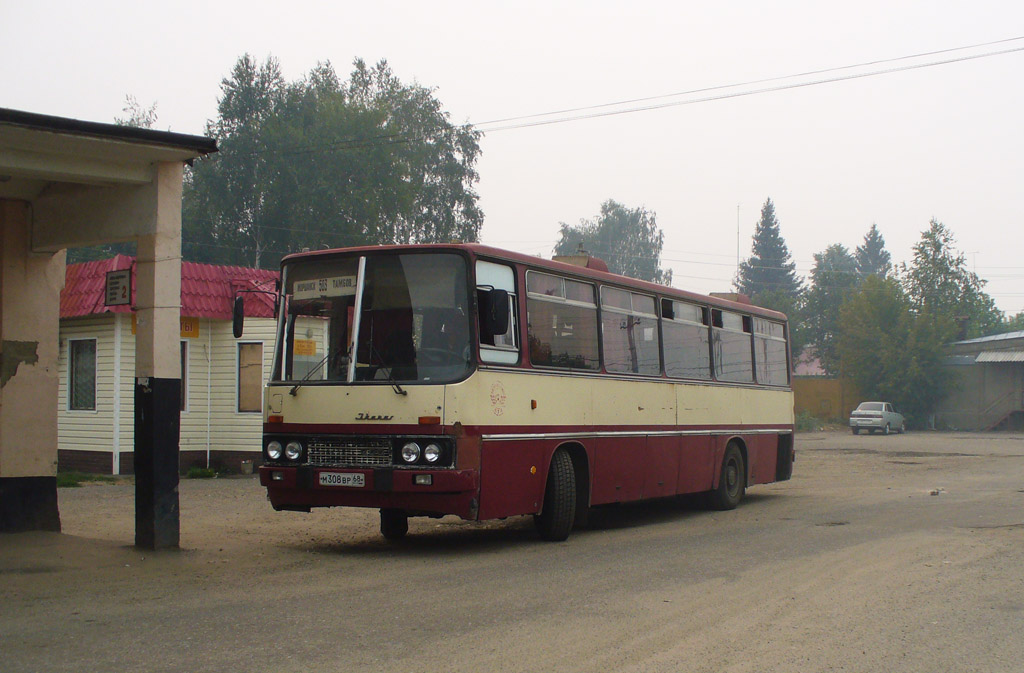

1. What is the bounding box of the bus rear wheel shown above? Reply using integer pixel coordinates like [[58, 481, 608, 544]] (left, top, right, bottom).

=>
[[380, 508, 409, 540], [708, 443, 745, 511], [534, 449, 576, 541]]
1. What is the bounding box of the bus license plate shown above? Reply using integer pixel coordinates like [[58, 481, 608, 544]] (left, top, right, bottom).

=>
[[319, 472, 365, 488]]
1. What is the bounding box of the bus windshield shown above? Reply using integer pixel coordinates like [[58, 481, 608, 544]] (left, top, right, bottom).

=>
[[274, 252, 471, 385]]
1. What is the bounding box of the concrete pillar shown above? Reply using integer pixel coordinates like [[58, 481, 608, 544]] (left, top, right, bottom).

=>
[[0, 200, 65, 532], [133, 162, 183, 550]]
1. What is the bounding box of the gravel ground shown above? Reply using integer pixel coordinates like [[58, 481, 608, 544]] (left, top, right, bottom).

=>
[[3, 430, 1024, 672]]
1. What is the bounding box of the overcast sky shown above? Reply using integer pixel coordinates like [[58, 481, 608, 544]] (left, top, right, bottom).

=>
[[4, 1, 1023, 314]]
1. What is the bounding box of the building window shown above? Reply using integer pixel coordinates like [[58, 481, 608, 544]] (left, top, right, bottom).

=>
[[69, 338, 97, 410], [180, 340, 189, 412], [238, 342, 264, 413]]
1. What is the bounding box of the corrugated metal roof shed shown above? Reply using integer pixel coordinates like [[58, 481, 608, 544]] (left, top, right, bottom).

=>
[[953, 330, 1024, 345], [61, 256, 278, 320], [975, 350, 1024, 363]]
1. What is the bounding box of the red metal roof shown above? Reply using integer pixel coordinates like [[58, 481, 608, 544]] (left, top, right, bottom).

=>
[[61, 255, 279, 320]]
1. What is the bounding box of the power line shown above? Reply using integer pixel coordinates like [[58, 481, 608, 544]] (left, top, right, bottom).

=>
[[474, 41, 1024, 133], [471, 35, 1024, 132], [204, 35, 1024, 160]]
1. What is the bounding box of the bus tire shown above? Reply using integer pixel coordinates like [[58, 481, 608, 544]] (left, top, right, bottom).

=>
[[708, 443, 745, 511], [535, 449, 576, 541], [380, 508, 409, 540]]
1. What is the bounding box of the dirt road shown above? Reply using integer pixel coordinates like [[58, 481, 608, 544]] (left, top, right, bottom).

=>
[[3, 431, 1024, 672]]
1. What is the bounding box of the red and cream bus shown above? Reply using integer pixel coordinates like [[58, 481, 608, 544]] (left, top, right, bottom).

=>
[[250, 243, 794, 541]]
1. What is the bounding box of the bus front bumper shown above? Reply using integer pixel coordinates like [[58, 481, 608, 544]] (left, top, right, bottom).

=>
[[259, 466, 480, 520]]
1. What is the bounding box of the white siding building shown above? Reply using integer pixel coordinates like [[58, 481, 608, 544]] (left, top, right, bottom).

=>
[[58, 256, 279, 474]]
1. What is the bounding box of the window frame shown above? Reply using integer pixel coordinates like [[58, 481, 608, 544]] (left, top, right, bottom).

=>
[[711, 309, 755, 384], [236, 341, 265, 414], [599, 285, 661, 376], [180, 339, 189, 412], [67, 337, 98, 412], [752, 317, 789, 386], [476, 260, 520, 365], [525, 270, 600, 372], [661, 299, 713, 381]]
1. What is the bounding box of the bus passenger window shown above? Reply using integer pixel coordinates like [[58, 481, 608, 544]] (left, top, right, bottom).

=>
[[601, 287, 660, 375], [754, 318, 789, 385], [477, 260, 519, 365], [712, 310, 754, 383], [663, 299, 711, 380], [526, 272, 599, 371]]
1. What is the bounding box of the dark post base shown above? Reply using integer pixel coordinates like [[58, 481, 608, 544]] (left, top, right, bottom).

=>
[[0, 476, 60, 532], [134, 377, 181, 550]]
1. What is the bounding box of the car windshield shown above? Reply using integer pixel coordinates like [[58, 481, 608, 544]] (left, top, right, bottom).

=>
[[857, 402, 884, 411], [274, 252, 471, 385]]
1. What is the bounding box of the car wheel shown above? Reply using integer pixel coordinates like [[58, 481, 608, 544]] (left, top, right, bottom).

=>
[[883, 423, 891, 435], [851, 427, 860, 435]]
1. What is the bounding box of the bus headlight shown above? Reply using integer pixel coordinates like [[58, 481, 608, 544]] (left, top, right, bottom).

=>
[[267, 440, 283, 460], [401, 442, 421, 463], [285, 440, 303, 461], [424, 443, 442, 463]]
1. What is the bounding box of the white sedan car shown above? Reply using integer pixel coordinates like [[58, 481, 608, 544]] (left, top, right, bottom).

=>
[[849, 401, 906, 435]]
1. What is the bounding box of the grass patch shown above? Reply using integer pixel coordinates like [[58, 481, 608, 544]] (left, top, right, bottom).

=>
[[795, 410, 823, 432], [186, 467, 217, 479], [56, 472, 124, 488]]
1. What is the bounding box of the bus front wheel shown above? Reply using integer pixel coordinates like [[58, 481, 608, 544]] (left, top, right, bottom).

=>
[[708, 444, 746, 511], [380, 508, 409, 540], [534, 449, 576, 541]]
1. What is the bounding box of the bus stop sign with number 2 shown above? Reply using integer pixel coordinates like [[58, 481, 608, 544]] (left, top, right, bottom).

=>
[[105, 269, 131, 307]]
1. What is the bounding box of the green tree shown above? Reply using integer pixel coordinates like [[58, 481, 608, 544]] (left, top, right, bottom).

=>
[[838, 276, 952, 426], [184, 54, 286, 266], [804, 244, 859, 375], [735, 198, 802, 297], [1001, 312, 1024, 333], [554, 200, 671, 284], [183, 55, 483, 268], [855, 224, 891, 278], [114, 94, 158, 129], [901, 219, 1002, 339]]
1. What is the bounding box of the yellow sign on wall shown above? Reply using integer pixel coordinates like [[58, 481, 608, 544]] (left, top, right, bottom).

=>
[[180, 317, 199, 339], [130, 314, 201, 338]]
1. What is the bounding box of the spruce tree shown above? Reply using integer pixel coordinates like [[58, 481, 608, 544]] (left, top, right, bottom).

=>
[[855, 224, 892, 278], [735, 198, 802, 297]]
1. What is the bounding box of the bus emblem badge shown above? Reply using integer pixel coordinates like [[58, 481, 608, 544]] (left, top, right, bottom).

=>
[[355, 412, 394, 421], [490, 382, 507, 416]]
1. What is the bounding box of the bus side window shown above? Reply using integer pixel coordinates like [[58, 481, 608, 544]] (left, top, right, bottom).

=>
[[476, 261, 519, 364]]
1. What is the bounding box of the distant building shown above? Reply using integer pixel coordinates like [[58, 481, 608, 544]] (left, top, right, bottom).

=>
[[935, 331, 1024, 430], [58, 255, 278, 474]]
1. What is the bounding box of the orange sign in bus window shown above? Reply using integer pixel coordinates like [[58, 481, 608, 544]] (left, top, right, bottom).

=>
[[293, 339, 317, 356]]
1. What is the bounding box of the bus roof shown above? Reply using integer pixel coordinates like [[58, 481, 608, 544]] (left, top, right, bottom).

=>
[[280, 243, 789, 322]]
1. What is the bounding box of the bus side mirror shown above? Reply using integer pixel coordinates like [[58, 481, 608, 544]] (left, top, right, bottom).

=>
[[481, 289, 510, 337], [232, 295, 244, 338]]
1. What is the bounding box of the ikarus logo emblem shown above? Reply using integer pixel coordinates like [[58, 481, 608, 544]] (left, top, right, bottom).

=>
[[355, 412, 394, 421]]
